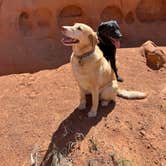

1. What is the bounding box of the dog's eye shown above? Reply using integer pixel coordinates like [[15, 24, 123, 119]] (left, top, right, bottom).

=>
[[110, 26, 115, 30], [77, 26, 82, 31]]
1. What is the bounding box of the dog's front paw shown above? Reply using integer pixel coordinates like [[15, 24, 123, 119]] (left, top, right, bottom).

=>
[[78, 102, 86, 110], [88, 109, 97, 118], [101, 100, 109, 107], [117, 76, 124, 82]]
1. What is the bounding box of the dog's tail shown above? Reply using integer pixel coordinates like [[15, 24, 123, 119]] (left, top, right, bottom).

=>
[[117, 89, 147, 99]]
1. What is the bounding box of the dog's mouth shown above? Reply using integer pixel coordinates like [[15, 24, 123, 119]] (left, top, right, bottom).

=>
[[111, 37, 120, 48], [61, 36, 79, 45]]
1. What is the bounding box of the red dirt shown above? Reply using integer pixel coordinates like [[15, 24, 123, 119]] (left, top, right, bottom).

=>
[[0, 47, 165, 166]]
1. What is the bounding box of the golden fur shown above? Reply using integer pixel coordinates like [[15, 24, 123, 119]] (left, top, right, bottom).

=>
[[61, 23, 146, 117]]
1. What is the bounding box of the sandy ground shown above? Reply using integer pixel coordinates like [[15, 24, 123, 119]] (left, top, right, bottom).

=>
[[0, 47, 165, 166]]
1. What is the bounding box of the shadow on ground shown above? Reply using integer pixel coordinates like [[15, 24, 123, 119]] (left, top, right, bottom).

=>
[[40, 95, 115, 166]]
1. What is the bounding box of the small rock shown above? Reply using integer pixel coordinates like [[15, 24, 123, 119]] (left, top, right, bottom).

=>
[[139, 130, 146, 136], [153, 160, 159, 165], [104, 123, 110, 128], [87, 159, 98, 166], [115, 116, 120, 123], [146, 144, 151, 149], [160, 126, 165, 130]]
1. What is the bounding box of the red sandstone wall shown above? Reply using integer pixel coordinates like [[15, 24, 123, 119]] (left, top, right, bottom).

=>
[[0, 0, 165, 75]]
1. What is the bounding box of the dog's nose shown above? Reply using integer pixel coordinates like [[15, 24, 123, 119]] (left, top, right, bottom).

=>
[[61, 26, 67, 32]]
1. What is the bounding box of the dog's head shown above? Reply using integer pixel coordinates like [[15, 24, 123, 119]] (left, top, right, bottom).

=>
[[97, 20, 122, 48], [61, 23, 98, 48]]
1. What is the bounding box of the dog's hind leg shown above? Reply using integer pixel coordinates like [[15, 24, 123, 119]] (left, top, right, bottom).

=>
[[100, 80, 118, 105]]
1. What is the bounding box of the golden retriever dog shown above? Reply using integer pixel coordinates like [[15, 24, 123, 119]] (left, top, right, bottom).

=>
[[61, 23, 147, 118]]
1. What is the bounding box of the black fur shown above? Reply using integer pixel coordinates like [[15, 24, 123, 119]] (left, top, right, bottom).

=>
[[97, 20, 123, 82]]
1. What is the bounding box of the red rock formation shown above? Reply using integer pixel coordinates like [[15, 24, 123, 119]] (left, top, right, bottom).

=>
[[136, 0, 166, 22], [140, 40, 166, 69], [100, 6, 124, 23], [0, 0, 165, 75]]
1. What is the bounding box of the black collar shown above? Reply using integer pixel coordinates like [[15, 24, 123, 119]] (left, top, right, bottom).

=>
[[74, 49, 95, 65]]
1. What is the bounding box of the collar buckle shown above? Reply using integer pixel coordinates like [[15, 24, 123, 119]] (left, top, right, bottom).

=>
[[74, 49, 94, 65]]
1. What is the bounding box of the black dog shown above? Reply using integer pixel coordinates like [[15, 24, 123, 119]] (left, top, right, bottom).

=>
[[97, 20, 123, 82]]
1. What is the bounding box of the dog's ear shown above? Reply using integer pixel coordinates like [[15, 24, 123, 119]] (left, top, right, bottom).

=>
[[88, 33, 99, 47]]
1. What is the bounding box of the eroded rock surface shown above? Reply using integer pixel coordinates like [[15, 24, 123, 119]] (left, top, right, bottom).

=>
[[0, 0, 165, 75], [140, 41, 166, 69]]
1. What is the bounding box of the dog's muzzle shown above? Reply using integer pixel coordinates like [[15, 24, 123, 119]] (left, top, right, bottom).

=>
[[61, 26, 79, 45]]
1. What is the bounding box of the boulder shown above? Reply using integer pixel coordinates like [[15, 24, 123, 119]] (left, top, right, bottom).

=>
[[140, 41, 166, 70]]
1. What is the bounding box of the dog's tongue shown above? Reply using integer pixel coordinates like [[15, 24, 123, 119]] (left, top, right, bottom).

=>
[[111, 38, 120, 48], [114, 40, 120, 48], [63, 36, 73, 43]]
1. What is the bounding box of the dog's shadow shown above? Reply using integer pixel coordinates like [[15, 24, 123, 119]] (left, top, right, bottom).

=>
[[40, 95, 115, 165]]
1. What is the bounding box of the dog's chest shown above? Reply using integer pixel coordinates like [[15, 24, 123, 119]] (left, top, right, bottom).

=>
[[71, 57, 92, 90]]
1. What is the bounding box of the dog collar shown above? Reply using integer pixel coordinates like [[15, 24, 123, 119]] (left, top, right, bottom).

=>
[[74, 49, 95, 65]]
